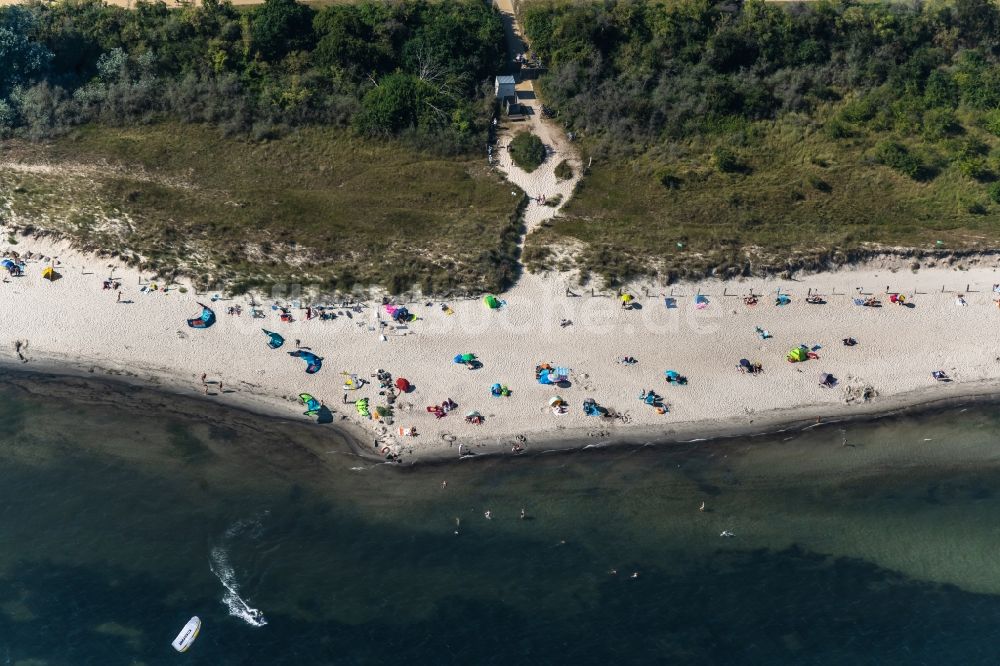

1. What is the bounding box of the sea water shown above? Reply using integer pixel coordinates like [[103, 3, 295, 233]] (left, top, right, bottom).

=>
[[1, 373, 1000, 664]]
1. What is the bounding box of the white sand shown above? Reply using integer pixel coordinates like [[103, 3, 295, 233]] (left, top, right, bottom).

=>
[[1, 234, 999, 462]]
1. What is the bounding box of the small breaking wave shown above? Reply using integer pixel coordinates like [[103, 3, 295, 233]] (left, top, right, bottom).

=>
[[210, 514, 269, 627]]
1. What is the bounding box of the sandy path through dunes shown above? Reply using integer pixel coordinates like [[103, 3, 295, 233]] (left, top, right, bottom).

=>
[[493, 0, 582, 236]]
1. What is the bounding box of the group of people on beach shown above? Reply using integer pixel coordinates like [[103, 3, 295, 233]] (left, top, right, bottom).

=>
[[15, 241, 987, 466]]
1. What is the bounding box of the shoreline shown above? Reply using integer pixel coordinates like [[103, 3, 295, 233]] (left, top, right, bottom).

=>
[[4, 359, 999, 468], [311, 378, 1000, 465], [0, 361, 382, 465], [1, 234, 999, 464]]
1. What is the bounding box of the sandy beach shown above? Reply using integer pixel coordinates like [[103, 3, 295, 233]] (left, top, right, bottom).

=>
[[1, 232, 998, 462]]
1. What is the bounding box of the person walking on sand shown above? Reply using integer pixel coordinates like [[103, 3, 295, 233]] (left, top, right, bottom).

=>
[[116, 291, 121, 303], [201, 373, 207, 386], [218, 381, 223, 394]]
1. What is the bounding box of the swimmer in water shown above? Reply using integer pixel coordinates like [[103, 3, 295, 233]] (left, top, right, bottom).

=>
[[441, 481, 447, 488], [630, 572, 640, 579], [520, 508, 526, 520], [484, 510, 492, 520], [699, 501, 706, 512]]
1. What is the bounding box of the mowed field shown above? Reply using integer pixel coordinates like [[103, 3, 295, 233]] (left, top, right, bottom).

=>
[[0, 124, 521, 294]]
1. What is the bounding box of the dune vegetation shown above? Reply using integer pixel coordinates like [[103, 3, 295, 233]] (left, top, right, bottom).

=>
[[0, 0, 526, 294], [520, 0, 1000, 284], [1, 123, 521, 294]]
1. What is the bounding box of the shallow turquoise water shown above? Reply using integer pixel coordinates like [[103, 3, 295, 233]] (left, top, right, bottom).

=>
[[1, 374, 1000, 664]]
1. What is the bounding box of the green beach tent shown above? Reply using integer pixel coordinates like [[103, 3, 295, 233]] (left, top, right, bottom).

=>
[[484, 295, 500, 309], [786, 347, 808, 363]]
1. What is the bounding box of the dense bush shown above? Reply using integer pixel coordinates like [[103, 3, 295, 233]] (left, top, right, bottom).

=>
[[522, 0, 1000, 150], [655, 167, 682, 189], [984, 110, 1000, 137], [712, 147, 745, 174], [0, 0, 504, 151], [522, 0, 1000, 201], [922, 108, 960, 141], [509, 132, 546, 172], [874, 141, 925, 180]]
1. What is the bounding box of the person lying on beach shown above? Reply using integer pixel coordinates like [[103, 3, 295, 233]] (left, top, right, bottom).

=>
[[456, 354, 479, 369], [535, 363, 553, 379], [743, 295, 758, 306], [375, 369, 392, 386], [956, 295, 968, 306], [639, 390, 664, 408]]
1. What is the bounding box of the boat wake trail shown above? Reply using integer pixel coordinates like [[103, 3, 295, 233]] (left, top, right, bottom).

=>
[[210, 514, 269, 627]]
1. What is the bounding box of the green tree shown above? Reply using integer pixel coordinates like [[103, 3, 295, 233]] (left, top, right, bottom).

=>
[[355, 72, 440, 135], [0, 7, 53, 94], [250, 0, 314, 62], [954, 0, 1000, 49], [509, 132, 546, 172], [313, 5, 396, 76]]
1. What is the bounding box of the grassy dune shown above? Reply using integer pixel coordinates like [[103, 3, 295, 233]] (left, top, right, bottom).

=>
[[1, 124, 521, 294], [524, 110, 1000, 284]]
